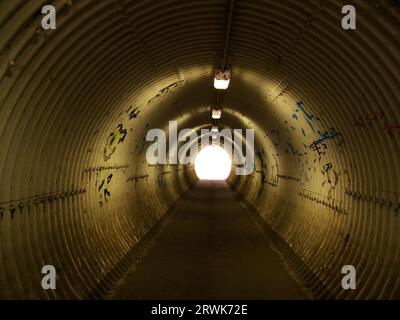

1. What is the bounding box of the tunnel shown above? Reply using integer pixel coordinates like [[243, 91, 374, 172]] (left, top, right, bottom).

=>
[[0, 0, 399, 301]]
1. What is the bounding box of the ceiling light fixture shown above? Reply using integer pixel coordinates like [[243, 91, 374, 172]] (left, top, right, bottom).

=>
[[212, 109, 222, 119], [214, 69, 230, 89]]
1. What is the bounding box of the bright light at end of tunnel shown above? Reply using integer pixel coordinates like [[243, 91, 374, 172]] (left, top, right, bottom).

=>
[[194, 145, 232, 180]]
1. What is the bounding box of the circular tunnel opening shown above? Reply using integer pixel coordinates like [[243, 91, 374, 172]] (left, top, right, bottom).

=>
[[194, 145, 232, 180]]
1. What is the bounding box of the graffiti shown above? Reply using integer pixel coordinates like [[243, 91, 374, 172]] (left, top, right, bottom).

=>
[[107, 174, 113, 184], [309, 128, 345, 161], [104, 124, 128, 161], [286, 141, 305, 157], [147, 80, 184, 105], [312, 128, 345, 147], [128, 106, 141, 120], [384, 122, 400, 136], [353, 110, 400, 136], [291, 101, 345, 162], [321, 163, 339, 198], [126, 174, 149, 183], [97, 179, 105, 191], [310, 142, 327, 162], [296, 101, 320, 133], [353, 110, 385, 128], [96, 173, 113, 208], [322, 163, 337, 186]]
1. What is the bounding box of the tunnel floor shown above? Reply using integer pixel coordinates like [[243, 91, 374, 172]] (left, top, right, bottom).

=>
[[110, 180, 308, 300]]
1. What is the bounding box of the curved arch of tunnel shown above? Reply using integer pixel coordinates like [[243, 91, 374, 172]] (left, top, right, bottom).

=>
[[0, 0, 399, 300]]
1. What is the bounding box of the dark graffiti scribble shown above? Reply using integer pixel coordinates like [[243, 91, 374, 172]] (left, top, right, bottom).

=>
[[321, 163, 339, 198], [104, 189, 111, 202], [384, 122, 400, 136], [104, 124, 128, 161], [286, 141, 304, 157], [353, 110, 385, 128], [353, 110, 400, 136], [312, 128, 345, 147], [107, 174, 113, 184], [128, 107, 141, 120], [97, 179, 105, 192], [96, 173, 113, 207], [310, 142, 327, 162], [126, 175, 149, 183], [147, 80, 184, 105]]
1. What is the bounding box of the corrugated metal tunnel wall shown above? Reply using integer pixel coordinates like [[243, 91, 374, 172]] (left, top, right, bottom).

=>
[[0, 0, 399, 299]]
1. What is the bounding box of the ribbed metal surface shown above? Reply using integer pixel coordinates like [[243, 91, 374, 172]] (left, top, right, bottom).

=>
[[227, 0, 400, 300], [0, 0, 399, 299]]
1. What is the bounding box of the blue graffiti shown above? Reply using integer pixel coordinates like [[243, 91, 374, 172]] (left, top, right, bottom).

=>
[[297, 101, 320, 133], [297, 101, 320, 121], [311, 128, 345, 147]]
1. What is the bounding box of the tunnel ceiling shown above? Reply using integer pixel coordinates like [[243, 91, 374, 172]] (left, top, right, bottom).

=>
[[0, 0, 399, 299]]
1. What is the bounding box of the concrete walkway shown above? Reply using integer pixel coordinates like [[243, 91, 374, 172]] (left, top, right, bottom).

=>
[[111, 180, 307, 299]]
